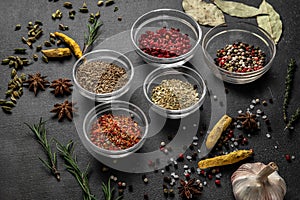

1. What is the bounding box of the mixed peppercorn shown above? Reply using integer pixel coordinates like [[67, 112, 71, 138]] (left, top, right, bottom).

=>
[[214, 42, 266, 73]]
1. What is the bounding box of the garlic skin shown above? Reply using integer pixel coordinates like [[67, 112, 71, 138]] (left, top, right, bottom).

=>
[[231, 162, 286, 200]]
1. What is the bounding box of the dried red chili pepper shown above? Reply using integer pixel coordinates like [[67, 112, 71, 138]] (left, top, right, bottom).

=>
[[89, 113, 142, 150]]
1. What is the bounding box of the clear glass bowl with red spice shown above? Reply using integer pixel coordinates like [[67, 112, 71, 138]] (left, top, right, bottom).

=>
[[72, 49, 134, 101], [202, 22, 276, 84], [82, 101, 149, 158], [143, 66, 207, 119], [131, 9, 202, 66]]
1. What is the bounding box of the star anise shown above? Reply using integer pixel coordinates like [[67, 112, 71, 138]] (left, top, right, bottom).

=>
[[178, 178, 202, 199], [50, 100, 77, 121], [23, 72, 49, 96], [50, 78, 73, 96], [236, 112, 258, 131]]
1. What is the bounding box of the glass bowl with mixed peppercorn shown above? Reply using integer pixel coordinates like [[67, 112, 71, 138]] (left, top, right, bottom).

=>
[[82, 100, 149, 159], [143, 66, 207, 119], [202, 22, 276, 84], [130, 8, 202, 66], [73, 49, 134, 101]]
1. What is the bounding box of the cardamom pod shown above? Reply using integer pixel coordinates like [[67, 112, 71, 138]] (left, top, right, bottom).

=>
[[1, 59, 10, 65], [11, 69, 17, 78], [2, 106, 12, 113]]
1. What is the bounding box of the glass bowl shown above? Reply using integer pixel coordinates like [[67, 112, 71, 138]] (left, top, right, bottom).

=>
[[73, 49, 134, 101], [202, 22, 276, 84], [143, 66, 206, 119], [82, 101, 149, 159], [130, 8, 202, 67]]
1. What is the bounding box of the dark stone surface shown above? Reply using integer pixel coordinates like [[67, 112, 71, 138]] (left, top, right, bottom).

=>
[[0, 0, 299, 200]]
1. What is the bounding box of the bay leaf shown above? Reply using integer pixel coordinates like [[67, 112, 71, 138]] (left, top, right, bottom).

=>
[[213, 0, 264, 18], [257, 0, 282, 44], [182, 0, 225, 26]]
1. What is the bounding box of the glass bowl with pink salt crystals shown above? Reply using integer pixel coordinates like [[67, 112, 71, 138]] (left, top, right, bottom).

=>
[[82, 101, 149, 159], [130, 8, 202, 66]]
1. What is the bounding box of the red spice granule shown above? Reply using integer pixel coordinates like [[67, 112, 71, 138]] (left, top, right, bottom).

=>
[[89, 113, 142, 150], [138, 27, 191, 58]]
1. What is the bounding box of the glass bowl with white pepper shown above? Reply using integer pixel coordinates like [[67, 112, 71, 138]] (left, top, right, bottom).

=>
[[143, 66, 207, 119], [72, 49, 134, 101]]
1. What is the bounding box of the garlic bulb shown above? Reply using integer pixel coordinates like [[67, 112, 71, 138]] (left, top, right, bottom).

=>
[[231, 162, 286, 200]]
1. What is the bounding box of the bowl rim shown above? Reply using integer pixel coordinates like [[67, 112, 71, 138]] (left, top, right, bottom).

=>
[[130, 8, 202, 62], [83, 100, 149, 156], [201, 21, 276, 76], [72, 49, 135, 99], [143, 65, 207, 114]]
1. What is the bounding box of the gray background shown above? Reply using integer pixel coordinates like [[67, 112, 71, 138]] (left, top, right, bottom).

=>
[[0, 0, 299, 199]]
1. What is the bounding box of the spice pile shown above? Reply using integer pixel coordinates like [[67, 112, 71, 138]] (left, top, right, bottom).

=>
[[214, 42, 266, 73], [89, 113, 142, 150], [138, 27, 191, 58], [151, 79, 199, 110], [76, 61, 128, 94]]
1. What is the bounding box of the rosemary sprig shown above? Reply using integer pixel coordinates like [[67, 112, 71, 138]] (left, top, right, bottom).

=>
[[102, 179, 122, 200], [25, 118, 60, 181], [83, 17, 103, 54], [285, 107, 300, 130], [283, 59, 297, 123], [56, 140, 96, 200]]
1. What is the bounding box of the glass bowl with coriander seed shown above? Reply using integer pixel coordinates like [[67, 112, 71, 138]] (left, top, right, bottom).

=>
[[130, 8, 202, 67], [143, 66, 206, 119], [202, 22, 276, 84], [73, 49, 134, 101], [82, 101, 149, 159]]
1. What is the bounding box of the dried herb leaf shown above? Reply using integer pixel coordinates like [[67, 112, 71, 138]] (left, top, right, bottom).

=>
[[213, 0, 264, 18], [182, 0, 225, 26], [257, 0, 282, 44]]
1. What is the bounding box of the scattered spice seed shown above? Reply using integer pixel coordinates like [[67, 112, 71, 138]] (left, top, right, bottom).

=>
[[36, 45, 42, 52], [14, 48, 27, 54], [76, 60, 128, 94], [105, 0, 115, 6], [63, 2, 72, 9], [114, 6, 119, 12], [89, 114, 142, 150], [285, 154, 291, 162], [52, 9, 63, 19], [44, 41, 52, 47], [97, 0, 104, 6], [69, 10, 76, 19], [42, 55, 49, 63], [215, 179, 221, 186], [59, 24, 69, 31], [214, 42, 266, 73], [32, 54, 38, 61], [117, 16, 122, 21], [139, 27, 191, 58], [15, 24, 21, 31]]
